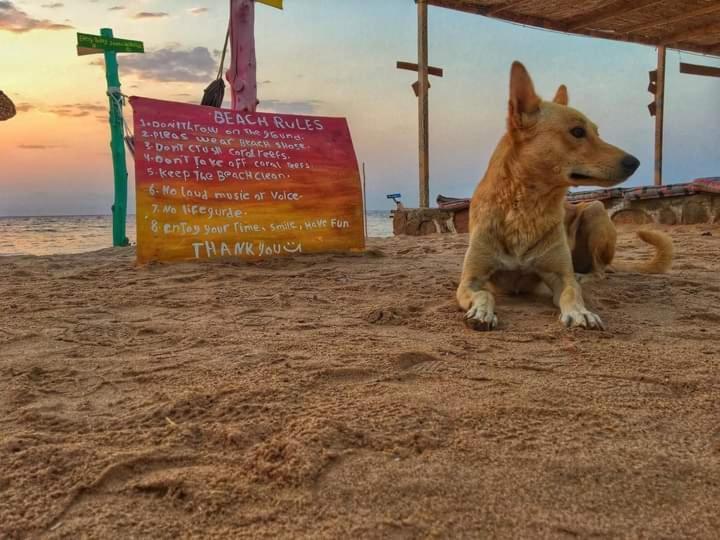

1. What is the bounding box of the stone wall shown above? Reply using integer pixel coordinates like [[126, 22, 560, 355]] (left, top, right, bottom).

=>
[[607, 193, 720, 225], [392, 207, 463, 235], [391, 193, 719, 236]]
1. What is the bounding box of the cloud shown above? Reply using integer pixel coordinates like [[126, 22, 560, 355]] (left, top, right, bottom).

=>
[[109, 6, 125, 11], [132, 12, 168, 19], [18, 144, 64, 150], [119, 46, 215, 83], [0, 0, 73, 32], [15, 102, 33, 112], [258, 99, 325, 115], [46, 103, 106, 118], [189, 7, 208, 15], [41, 2, 63, 8]]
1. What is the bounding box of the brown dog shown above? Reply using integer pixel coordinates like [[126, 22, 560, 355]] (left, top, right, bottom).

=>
[[457, 62, 672, 331]]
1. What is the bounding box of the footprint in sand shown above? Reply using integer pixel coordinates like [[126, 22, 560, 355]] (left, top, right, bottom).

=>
[[394, 351, 442, 371]]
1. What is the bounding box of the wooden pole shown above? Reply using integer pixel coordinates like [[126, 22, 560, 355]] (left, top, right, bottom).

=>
[[101, 28, 129, 247], [417, 0, 430, 208], [362, 162, 368, 239], [227, 0, 257, 112], [654, 46, 666, 186]]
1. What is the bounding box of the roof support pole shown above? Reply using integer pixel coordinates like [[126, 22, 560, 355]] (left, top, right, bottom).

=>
[[227, 0, 257, 112], [654, 45, 666, 186], [417, 0, 430, 208]]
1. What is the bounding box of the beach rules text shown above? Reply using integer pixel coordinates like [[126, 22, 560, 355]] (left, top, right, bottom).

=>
[[130, 97, 365, 263]]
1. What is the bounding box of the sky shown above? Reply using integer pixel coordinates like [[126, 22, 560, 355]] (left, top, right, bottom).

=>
[[1, 0, 719, 216]]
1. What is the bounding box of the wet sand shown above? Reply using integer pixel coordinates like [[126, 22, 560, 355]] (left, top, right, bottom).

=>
[[1, 225, 719, 538]]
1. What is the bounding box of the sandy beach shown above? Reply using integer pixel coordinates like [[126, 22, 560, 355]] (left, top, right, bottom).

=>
[[1, 224, 719, 538]]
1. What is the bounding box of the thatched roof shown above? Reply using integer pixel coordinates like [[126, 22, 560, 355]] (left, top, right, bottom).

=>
[[427, 0, 720, 57]]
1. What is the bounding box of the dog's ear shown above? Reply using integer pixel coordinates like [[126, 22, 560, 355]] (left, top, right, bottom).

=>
[[509, 61, 540, 129], [553, 84, 569, 106]]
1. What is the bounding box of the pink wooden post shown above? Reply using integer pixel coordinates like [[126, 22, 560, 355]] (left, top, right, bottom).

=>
[[226, 0, 257, 112]]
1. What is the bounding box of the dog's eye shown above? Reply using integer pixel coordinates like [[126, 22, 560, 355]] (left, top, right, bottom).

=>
[[570, 127, 586, 139]]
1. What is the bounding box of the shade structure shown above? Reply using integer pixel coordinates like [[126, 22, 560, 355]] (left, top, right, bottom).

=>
[[427, 0, 720, 57]]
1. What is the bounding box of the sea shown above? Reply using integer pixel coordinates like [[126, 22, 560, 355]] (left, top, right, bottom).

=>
[[0, 211, 394, 256]]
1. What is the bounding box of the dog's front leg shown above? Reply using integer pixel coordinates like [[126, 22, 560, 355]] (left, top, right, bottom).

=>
[[539, 271, 605, 330], [457, 236, 497, 331], [458, 279, 497, 331]]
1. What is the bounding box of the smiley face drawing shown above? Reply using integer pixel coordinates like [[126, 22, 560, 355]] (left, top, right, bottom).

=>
[[282, 242, 303, 254]]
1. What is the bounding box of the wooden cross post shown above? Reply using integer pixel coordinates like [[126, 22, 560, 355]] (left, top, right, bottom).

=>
[[679, 62, 720, 78], [397, 0, 443, 208]]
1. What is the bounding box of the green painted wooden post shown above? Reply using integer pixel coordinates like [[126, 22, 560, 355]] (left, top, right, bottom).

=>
[[101, 27, 129, 247]]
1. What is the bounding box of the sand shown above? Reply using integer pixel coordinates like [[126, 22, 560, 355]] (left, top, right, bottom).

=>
[[1, 224, 719, 539]]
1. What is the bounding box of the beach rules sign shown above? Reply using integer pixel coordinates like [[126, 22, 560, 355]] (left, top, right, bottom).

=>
[[130, 97, 365, 263]]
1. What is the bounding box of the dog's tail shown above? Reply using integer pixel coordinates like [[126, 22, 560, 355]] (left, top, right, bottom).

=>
[[611, 230, 673, 274]]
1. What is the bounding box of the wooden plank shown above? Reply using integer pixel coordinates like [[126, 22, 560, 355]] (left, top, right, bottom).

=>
[[623, 3, 720, 35], [679, 62, 720, 78], [418, 0, 430, 209], [76, 46, 103, 56], [427, 0, 493, 17], [77, 32, 144, 53], [654, 46, 666, 186], [487, 0, 528, 16], [411, 80, 432, 97], [674, 42, 720, 57], [396, 61, 444, 77], [565, 0, 662, 32], [660, 20, 720, 45]]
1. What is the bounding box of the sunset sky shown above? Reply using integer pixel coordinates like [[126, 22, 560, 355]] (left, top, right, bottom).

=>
[[1, 0, 719, 216]]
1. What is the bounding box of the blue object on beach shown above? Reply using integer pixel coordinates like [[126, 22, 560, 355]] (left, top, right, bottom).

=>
[[386, 193, 402, 205]]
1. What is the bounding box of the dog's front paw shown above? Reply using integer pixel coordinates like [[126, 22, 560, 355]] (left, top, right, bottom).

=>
[[560, 308, 604, 330], [464, 306, 498, 331]]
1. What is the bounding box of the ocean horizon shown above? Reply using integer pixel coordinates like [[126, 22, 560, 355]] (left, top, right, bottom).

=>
[[0, 211, 395, 256]]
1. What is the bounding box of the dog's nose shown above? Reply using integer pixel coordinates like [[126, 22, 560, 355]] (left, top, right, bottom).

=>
[[621, 154, 640, 174]]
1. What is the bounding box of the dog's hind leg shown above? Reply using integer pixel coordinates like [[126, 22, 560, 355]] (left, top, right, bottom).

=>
[[571, 201, 617, 277], [457, 234, 497, 331]]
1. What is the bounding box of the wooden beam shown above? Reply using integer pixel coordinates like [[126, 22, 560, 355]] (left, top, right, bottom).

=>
[[565, 0, 662, 31], [697, 41, 720, 55], [396, 61, 444, 77], [418, 0, 430, 208], [487, 0, 528, 16], [427, 0, 490, 17], [654, 46, 666, 186], [623, 3, 720, 35], [674, 41, 720, 57], [661, 21, 720, 45], [680, 62, 720, 78]]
